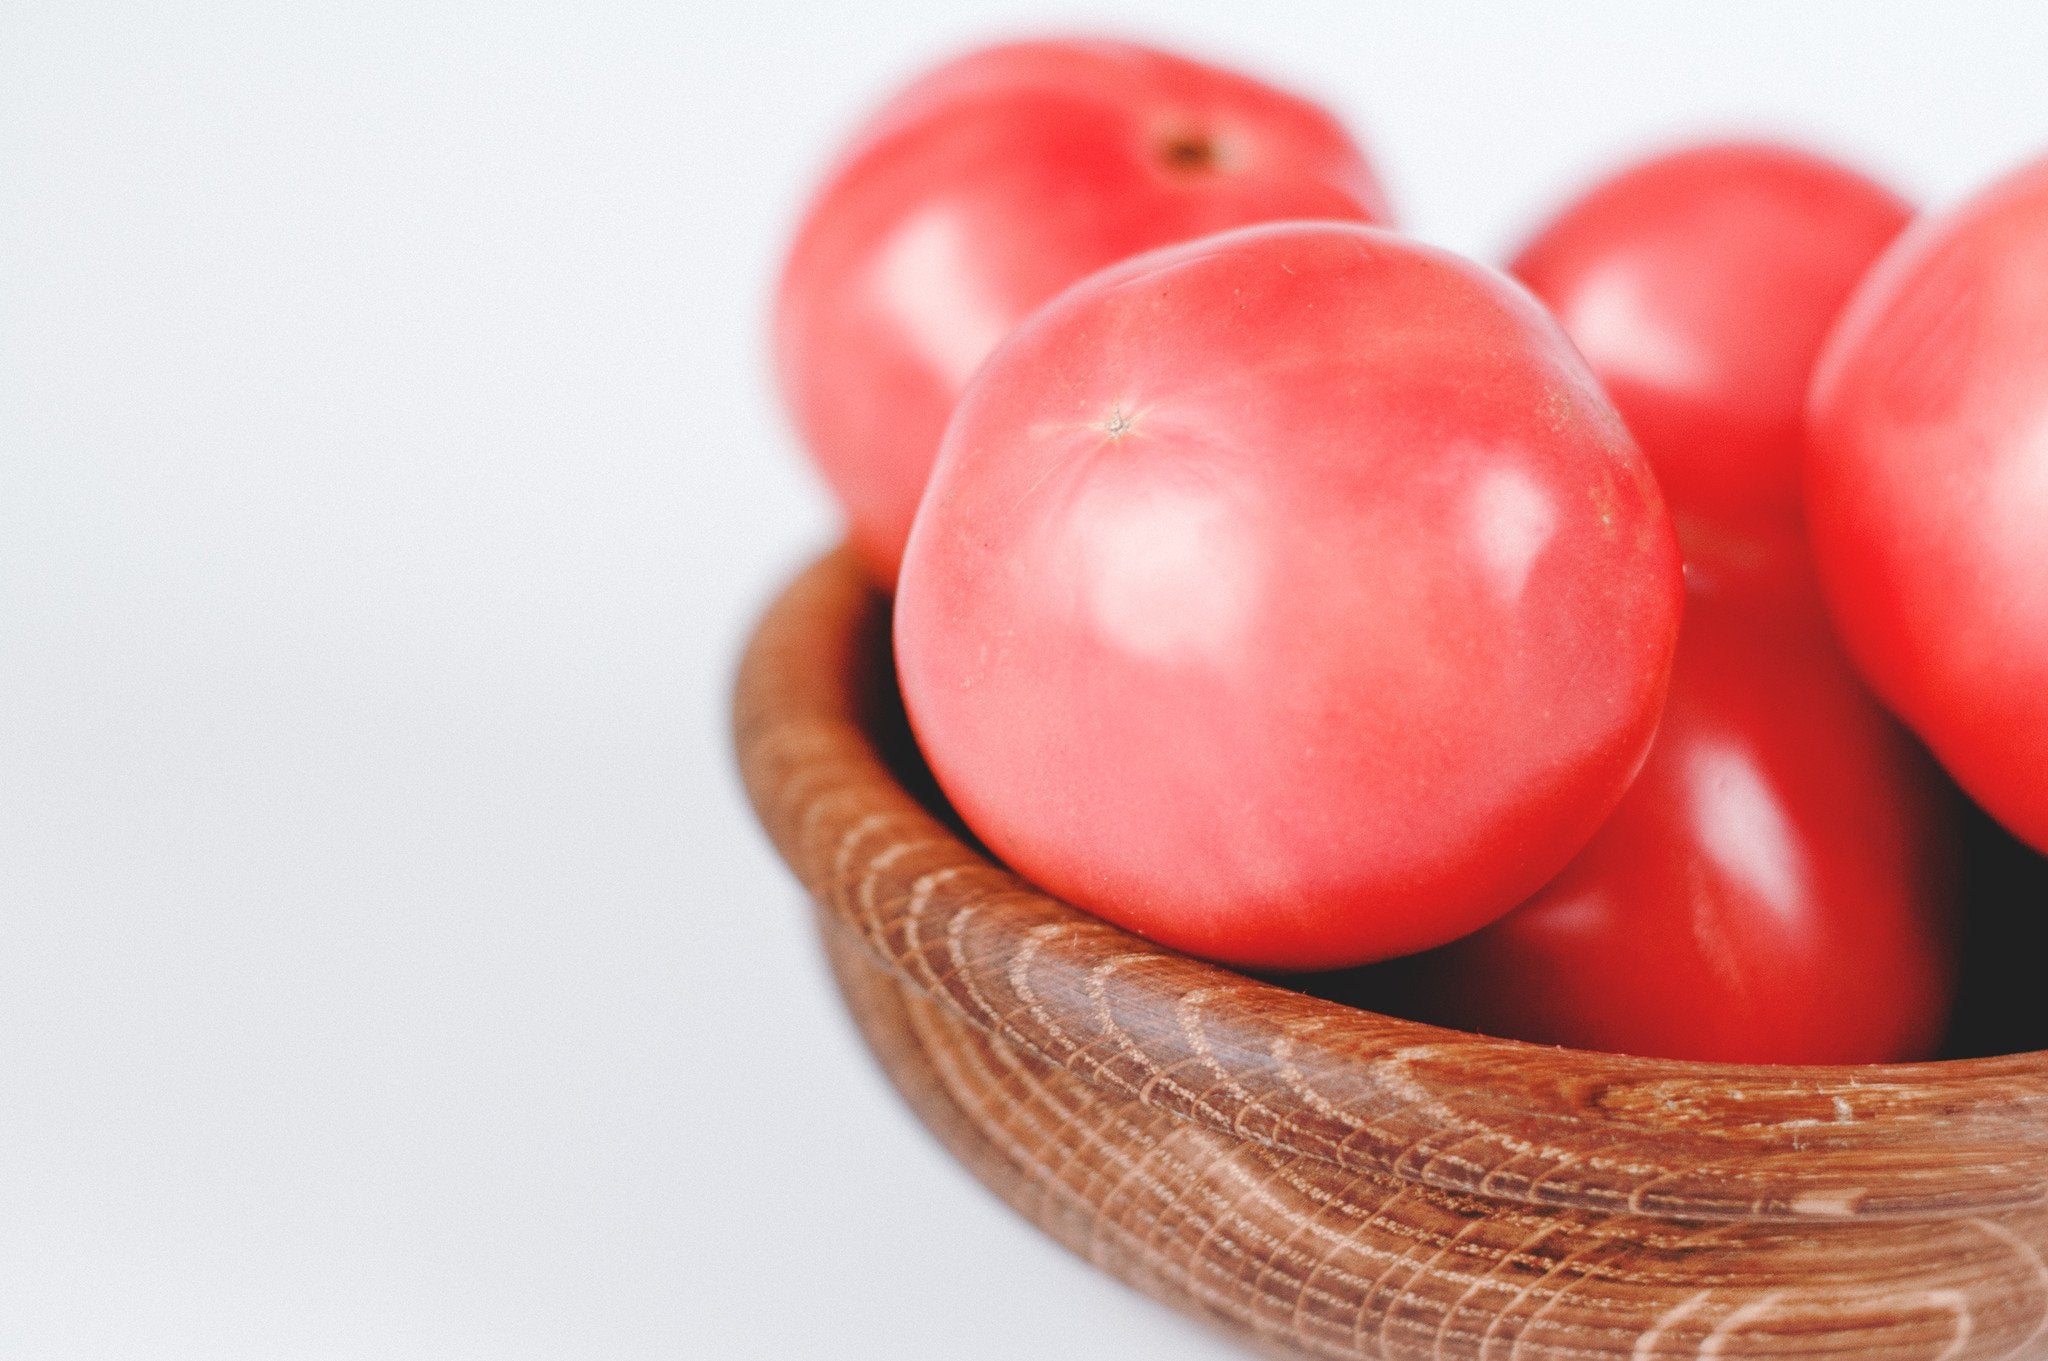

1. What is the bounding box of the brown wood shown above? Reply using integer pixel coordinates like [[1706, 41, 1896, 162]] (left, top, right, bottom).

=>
[[734, 546, 2048, 1360]]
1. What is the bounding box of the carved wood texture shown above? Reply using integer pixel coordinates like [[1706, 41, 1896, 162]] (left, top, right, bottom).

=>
[[733, 547, 2048, 1360]]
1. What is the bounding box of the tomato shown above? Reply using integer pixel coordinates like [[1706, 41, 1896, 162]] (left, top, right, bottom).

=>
[[893, 223, 1684, 972], [1806, 153, 2048, 854], [1412, 582, 1958, 1064], [773, 38, 1389, 586], [1512, 142, 1910, 534]]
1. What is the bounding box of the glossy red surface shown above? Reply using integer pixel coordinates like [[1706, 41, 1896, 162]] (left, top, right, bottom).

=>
[[1418, 584, 1958, 1064], [773, 38, 1388, 585], [893, 223, 1683, 972], [1513, 142, 1909, 530], [1806, 154, 2048, 853]]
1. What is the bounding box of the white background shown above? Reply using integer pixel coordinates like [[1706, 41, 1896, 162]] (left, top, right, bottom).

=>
[[4, 2, 2045, 1357]]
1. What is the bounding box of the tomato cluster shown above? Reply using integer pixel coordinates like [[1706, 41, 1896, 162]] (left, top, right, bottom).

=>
[[772, 37, 2047, 1064]]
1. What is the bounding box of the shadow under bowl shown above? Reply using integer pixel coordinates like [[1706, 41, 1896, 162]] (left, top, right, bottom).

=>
[[732, 546, 2048, 1361]]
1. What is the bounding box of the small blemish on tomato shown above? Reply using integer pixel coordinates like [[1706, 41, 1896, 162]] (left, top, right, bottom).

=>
[[1588, 475, 1619, 532], [1544, 388, 1572, 431]]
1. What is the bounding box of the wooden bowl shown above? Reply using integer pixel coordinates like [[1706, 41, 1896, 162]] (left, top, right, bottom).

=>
[[733, 547, 2048, 1361]]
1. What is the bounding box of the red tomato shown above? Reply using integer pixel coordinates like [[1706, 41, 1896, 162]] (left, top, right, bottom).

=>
[[774, 38, 1388, 586], [1513, 142, 1910, 532], [1806, 153, 2048, 854], [893, 223, 1684, 972], [1414, 584, 1958, 1064]]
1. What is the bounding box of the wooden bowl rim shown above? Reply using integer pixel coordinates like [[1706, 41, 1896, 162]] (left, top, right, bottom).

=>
[[734, 547, 2048, 1224]]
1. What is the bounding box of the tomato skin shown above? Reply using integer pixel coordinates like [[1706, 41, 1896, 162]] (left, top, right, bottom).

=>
[[1513, 143, 1910, 531], [1417, 585, 1958, 1064], [1806, 154, 2048, 854], [894, 223, 1683, 972], [774, 38, 1388, 586]]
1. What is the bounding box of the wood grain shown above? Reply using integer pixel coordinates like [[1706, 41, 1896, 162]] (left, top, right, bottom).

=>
[[733, 546, 2048, 1360]]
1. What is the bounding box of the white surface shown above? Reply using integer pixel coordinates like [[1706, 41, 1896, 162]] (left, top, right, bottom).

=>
[[3, 2, 2044, 1357]]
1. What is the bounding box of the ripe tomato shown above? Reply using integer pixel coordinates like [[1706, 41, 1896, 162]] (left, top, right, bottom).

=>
[[1414, 584, 1958, 1064], [774, 38, 1389, 586], [1512, 142, 1909, 532], [893, 223, 1684, 972], [1806, 153, 2048, 854]]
